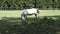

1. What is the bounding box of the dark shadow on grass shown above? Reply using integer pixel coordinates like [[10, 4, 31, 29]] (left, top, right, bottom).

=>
[[0, 17, 41, 34], [0, 17, 41, 25], [44, 15, 60, 27], [41, 15, 60, 32], [0, 16, 60, 34]]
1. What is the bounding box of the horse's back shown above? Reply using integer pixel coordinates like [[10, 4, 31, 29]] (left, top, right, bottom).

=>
[[26, 8, 37, 14], [22, 8, 39, 14]]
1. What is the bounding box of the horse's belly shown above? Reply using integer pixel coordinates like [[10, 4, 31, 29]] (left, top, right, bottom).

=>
[[27, 14, 33, 15]]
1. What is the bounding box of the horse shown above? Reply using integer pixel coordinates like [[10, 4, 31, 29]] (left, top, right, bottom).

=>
[[21, 8, 40, 22]]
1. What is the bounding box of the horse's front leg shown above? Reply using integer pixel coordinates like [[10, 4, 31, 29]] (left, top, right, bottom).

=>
[[35, 14, 38, 19], [34, 13, 39, 21]]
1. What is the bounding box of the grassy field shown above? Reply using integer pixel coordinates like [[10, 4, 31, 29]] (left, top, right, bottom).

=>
[[0, 10, 60, 17], [0, 10, 60, 20], [0, 10, 60, 34]]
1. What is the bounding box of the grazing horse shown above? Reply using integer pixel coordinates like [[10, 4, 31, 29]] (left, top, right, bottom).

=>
[[21, 8, 40, 21]]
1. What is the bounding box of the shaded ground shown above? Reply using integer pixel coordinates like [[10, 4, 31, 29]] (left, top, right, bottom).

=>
[[0, 16, 60, 34]]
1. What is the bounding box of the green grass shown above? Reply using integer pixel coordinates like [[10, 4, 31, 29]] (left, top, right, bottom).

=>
[[0, 10, 60, 34], [0, 10, 60, 20], [0, 10, 22, 18], [40, 10, 60, 16], [0, 10, 60, 17]]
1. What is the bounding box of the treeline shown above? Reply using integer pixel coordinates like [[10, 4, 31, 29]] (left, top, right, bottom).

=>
[[0, 0, 60, 10]]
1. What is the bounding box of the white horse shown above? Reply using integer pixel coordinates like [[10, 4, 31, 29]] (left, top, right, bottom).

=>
[[21, 8, 40, 21]]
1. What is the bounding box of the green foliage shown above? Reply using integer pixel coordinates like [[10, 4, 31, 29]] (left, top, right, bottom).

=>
[[0, 0, 60, 9]]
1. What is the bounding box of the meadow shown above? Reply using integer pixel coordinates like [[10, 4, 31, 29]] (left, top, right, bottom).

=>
[[0, 10, 60, 34], [0, 10, 60, 17], [0, 10, 60, 20]]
